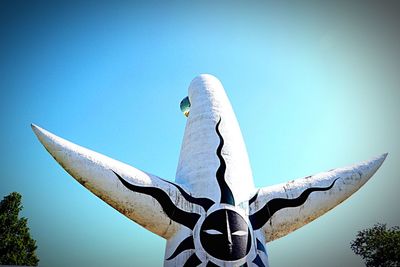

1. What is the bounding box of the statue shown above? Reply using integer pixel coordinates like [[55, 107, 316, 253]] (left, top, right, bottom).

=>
[[32, 74, 386, 266]]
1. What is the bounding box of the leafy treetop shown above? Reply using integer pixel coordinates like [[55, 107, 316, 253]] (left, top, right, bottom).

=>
[[351, 223, 400, 267], [0, 192, 39, 266]]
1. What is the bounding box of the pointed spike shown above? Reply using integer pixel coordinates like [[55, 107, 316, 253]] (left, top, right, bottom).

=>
[[251, 153, 388, 242], [31, 124, 188, 239]]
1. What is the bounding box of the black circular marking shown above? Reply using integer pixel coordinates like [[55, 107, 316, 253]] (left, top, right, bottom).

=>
[[200, 209, 251, 261]]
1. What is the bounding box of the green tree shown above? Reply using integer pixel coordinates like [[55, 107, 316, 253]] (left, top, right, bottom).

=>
[[0, 192, 39, 266], [351, 223, 400, 267]]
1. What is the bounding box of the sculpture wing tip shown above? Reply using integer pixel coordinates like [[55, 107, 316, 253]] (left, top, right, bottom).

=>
[[376, 152, 388, 167], [31, 123, 53, 147], [30, 123, 198, 239], [360, 152, 388, 179], [379, 152, 388, 162], [31, 123, 41, 137], [252, 153, 388, 242], [371, 152, 388, 164]]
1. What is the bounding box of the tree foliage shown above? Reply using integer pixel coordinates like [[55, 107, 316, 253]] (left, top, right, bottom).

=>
[[0, 192, 39, 266], [351, 223, 400, 267]]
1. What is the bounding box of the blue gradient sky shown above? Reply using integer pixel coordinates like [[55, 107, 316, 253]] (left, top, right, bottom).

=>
[[1, 1, 399, 266]]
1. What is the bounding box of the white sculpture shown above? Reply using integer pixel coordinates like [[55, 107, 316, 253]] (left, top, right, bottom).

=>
[[32, 74, 386, 267]]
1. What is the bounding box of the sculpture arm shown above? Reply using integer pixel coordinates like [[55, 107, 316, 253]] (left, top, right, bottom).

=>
[[31, 124, 204, 239], [249, 154, 387, 242]]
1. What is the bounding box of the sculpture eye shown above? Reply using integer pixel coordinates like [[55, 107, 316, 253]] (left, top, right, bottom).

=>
[[232, 230, 247, 236], [204, 229, 223, 235], [180, 96, 191, 117]]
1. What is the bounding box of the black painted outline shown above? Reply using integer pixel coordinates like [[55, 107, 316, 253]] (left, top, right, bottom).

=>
[[162, 179, 214, 211], [206, 261, 220, 267], [252, 255, 266, 267], [183, 253, 202, 267], [256, 239, 267, 255], [113, 170, 201, 230], [249, 178, 340, 230], [166, 236, 195, 260], [215, 118, 235, 206], [248, 190, 259, 206]]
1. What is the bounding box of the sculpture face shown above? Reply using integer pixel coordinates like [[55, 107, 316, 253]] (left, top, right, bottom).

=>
[[200, 209, 251, 261]]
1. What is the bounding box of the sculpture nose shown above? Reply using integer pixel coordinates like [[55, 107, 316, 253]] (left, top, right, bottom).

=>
[[225, 210, 233, 247], [227, 233, 233, 245], [225, 233, 233, 253]]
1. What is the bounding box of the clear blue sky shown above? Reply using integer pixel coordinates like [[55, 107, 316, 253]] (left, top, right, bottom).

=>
[[1, 1, 399, 266]]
